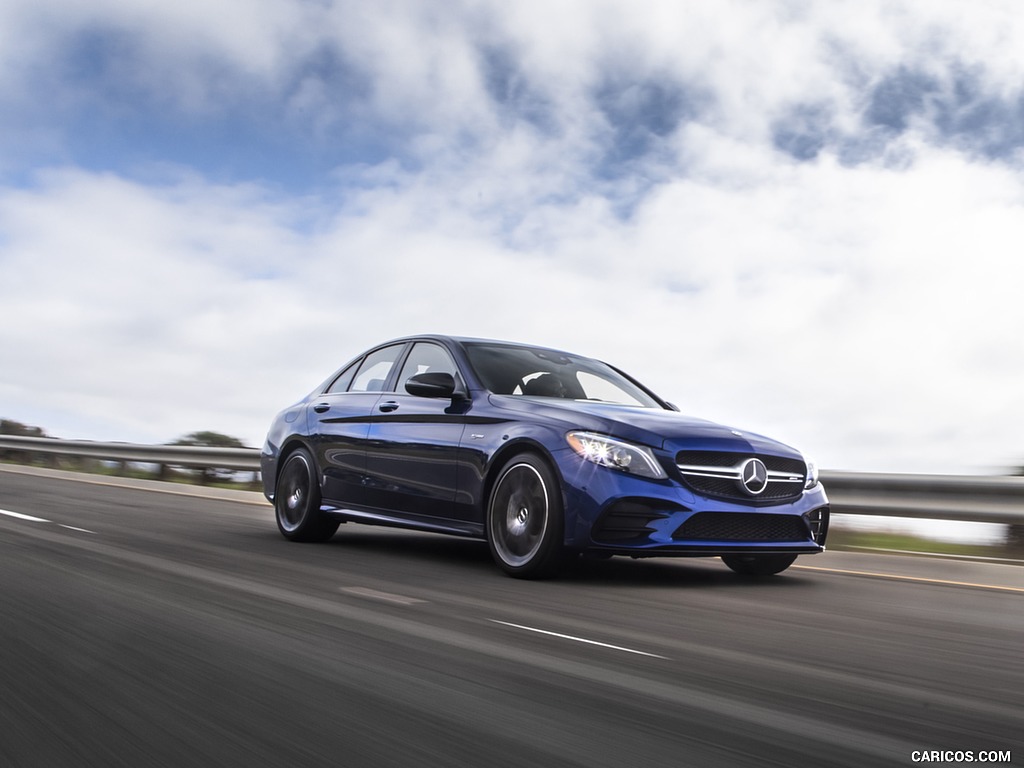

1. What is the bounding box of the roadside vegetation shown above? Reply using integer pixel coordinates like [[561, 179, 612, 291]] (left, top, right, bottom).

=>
[[0, 419, 260, 491], [825, 526, 1020, 561]]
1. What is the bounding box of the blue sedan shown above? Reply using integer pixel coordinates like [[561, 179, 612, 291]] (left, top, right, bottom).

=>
[[261, 335, 829, 578]]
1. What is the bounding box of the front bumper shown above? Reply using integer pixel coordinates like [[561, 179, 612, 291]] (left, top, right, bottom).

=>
[[554, 450, 829, 557]]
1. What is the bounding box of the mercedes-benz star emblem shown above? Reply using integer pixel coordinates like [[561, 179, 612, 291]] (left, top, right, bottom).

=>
[[739, 457, 769, 495]]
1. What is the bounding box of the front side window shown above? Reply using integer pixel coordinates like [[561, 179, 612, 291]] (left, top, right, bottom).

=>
[[397, 343, 460, 391], [350, 344, 405, 393]]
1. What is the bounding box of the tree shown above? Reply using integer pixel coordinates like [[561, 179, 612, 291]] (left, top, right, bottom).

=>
[[0, 419, 49, 464], [170, 431, 246, 449], [168, 431, 248, 484], [0, 419, 48, 437]]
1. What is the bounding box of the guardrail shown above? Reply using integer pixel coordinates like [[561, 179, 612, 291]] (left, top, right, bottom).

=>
[[2, 435, 1023, 524], [0, 435, 259, 471], [821, 470, 1024, 524]]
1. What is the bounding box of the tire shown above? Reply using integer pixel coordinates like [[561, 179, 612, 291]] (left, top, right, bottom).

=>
[[487, 453, 565, 579], [274, 448, 339, 542], [721, 553, 798, 576]]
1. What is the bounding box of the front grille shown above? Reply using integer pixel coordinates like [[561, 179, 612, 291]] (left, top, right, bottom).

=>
[[676, 451, 806, 503], [592, 500, 678, 544], [673, 512, 811, 542]]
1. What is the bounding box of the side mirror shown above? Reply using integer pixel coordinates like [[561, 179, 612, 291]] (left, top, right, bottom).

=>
[[405, 371, 458, 398]]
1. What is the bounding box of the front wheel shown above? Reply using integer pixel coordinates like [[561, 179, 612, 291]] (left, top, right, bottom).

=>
[[487, 454, 565, 579], [721, 553, 798, 576], [275, 448, 339, 542]]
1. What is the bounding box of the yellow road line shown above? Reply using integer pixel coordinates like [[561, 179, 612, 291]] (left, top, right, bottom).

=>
[[793, 564, 1024, 594]]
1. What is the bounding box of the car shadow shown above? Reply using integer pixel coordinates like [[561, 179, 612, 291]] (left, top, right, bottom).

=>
[[296, 527, 818, 589], [562, 555, 815, 589], [326, 527, 495, 566]]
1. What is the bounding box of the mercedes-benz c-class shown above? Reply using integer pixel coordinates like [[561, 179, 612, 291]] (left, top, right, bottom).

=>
[[261, 335, 829, 578]]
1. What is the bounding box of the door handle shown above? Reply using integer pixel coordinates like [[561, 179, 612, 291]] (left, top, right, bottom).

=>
[[378, 401, 399, 413], [313, 403, 330, 413]]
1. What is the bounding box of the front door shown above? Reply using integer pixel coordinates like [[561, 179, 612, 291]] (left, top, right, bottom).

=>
[[361, 342, 469, 520]]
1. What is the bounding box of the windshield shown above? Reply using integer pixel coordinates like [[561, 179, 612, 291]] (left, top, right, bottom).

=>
[[464, 343, 662, 408]]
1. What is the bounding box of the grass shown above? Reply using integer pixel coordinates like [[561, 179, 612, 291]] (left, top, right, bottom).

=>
[[827, 527, 1019, 560]]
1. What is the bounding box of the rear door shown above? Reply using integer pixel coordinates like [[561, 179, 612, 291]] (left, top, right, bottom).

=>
[[309, 343, 407, 505]]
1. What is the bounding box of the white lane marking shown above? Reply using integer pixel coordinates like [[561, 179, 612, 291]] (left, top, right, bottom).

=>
[[60, 524, 97, 535], [489, 620, 669, 659], [0, 508, 95, 534], [844, 545, 1024, 565], [0, 508, 50, 523], [793, 564, 1024, 594], [340, 587, 427, 605]]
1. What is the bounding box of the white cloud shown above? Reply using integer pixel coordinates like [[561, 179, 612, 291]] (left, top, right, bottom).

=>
[[4, 0, 1024, 146], [1, 1, 1024, 473], [3, 134, 1023, 472]]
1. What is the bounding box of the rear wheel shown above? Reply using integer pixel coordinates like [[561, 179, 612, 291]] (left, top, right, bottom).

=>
[[275, 448, 339, 542], [487, 454, 564, 579], [722, 553, 797, 576]]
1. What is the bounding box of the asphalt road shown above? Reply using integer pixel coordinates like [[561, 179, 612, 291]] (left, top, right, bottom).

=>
[[1, 466, 1021, 768]]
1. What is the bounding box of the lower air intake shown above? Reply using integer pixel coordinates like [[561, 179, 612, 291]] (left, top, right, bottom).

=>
[[673, 512, 810, 542]]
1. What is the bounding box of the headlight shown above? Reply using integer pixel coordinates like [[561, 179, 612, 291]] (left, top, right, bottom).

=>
[[804, 457, 819, 489], [566, 431, 667, 480]]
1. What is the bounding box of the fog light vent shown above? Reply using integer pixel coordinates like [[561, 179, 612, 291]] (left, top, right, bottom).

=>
[[805, 506, 830, 545], [592, 501, 676, 543]]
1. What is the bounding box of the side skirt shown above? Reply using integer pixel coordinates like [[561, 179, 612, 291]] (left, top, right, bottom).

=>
[[321, 504, 485, 538]]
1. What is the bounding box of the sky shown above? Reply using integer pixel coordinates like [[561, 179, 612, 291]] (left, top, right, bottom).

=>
[[1, 0, 1023, 475]]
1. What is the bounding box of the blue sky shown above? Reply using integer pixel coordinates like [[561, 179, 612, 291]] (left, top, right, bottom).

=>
[[1, 0, 1023, 474]]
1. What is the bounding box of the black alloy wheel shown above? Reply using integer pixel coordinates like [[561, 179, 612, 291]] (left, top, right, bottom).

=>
[[275, 448, 339, 542], [487, 453, 565, 579]]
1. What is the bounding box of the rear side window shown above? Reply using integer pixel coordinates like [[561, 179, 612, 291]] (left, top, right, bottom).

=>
[[350, 344, 405, 393], [325, 361, 359, 394]]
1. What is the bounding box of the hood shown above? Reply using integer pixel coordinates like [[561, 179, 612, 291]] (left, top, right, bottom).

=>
[[488, 396, 802, 459]]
